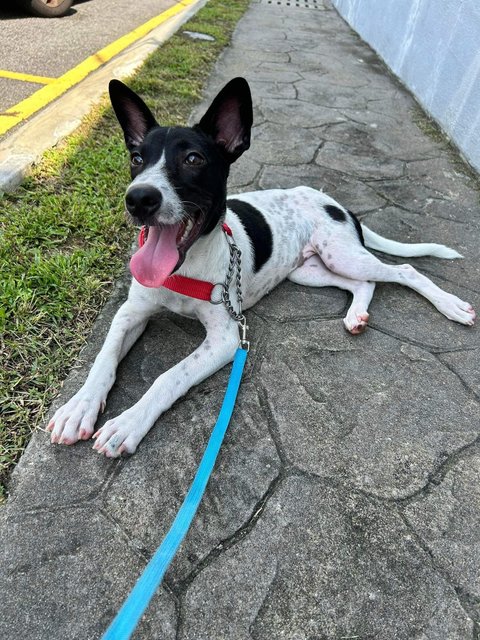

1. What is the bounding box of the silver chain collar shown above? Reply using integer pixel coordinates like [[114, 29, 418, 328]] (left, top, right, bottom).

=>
[[211, 225, 249, 351]]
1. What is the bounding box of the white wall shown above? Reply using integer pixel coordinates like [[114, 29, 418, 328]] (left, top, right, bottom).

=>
[[332, 0, 480, 173]]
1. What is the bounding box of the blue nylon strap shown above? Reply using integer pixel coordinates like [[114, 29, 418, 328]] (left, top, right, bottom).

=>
[[102, 347, 248, 640]]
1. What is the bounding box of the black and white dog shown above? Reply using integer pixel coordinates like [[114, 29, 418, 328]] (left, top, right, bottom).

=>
[[47, 77, 475, 457]]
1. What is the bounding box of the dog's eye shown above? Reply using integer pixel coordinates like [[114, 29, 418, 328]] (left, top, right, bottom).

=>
[[130, 152, 143, 167], [184, 152, 204, 166]]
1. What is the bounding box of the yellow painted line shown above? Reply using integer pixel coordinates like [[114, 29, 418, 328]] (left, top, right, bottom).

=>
[[0, 70, 56, 85], [0, 0, 197, 135]]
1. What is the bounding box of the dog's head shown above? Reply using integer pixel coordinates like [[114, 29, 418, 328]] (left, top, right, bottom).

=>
[[109, 77, 252, 288]]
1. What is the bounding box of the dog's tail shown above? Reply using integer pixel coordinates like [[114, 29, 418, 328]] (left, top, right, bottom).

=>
[[361, 225, 463, 259]]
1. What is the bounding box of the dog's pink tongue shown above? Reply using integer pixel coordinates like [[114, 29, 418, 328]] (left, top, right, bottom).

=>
[[130, 224, 180, 288]]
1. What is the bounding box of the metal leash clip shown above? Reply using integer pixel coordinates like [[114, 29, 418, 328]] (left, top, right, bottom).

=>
[[238, 314, 250, 352]]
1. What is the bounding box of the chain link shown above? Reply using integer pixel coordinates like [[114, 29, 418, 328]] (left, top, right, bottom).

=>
[[217, 227, 249, 350], [221, 234, 244, 322]]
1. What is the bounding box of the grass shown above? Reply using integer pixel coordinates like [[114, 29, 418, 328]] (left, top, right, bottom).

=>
[[0, 0, 251, 503]]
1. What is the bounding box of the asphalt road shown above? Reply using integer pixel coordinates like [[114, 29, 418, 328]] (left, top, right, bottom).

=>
[[0, 0, 177, 112]]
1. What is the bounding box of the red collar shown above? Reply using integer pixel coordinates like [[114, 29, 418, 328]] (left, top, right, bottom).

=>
[[137, 223, 232, 301]]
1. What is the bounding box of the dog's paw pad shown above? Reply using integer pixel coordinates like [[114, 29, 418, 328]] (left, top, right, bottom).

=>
[[437, 296, 476, 325], [92, 415, 142, 458], [344, 312, 369, 335], [48, 392, 104, 446], [79, 427, 94, 440]]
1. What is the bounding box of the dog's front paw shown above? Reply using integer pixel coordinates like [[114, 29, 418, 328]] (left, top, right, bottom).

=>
[[47, 390, 105, 445], [92, 411, 145, 458]]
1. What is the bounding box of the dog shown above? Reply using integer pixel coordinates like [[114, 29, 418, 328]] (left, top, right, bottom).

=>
[[47, 77, 476, 457]]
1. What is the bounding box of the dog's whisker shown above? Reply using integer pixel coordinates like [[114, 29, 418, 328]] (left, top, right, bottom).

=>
[[180, 201, 206, 218]]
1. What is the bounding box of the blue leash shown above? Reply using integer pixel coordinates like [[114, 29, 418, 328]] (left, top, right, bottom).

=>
[[102, 346, 248, 640]]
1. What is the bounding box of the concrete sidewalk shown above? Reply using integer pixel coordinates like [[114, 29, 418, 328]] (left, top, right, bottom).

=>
[[2, 0, 480, 638]]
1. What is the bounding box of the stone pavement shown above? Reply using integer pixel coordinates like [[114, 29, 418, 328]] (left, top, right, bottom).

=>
[[2, 0, 480, 638]]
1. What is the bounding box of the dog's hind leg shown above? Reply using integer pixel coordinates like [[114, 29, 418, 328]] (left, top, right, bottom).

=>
[[288, 256, 376, 334], [311, 229, 475, 325]]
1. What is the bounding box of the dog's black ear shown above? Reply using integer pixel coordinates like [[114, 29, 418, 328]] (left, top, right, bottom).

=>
[[197, 77, 252, 163], [109, 80, 158, 149]]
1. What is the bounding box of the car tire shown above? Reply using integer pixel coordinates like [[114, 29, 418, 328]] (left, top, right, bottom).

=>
[[19, 0, 74, 18]]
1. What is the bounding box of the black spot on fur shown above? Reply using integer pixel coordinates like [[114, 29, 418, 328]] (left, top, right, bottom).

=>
[[325, 204, 346, 222], [347, 209, 365, 246], [227, 199, 273, 272]]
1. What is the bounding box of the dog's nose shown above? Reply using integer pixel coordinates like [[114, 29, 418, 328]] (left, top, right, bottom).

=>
[[125, 186, 162, 220]]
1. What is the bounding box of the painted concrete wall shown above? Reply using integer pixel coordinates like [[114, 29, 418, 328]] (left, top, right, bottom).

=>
[[332, 0, 480, 173]]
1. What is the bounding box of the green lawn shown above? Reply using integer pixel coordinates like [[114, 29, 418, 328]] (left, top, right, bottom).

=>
[[0, 0, 250, 502]]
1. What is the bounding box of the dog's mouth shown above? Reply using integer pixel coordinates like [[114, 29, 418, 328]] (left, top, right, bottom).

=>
[[130, 215, 205, 288]]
